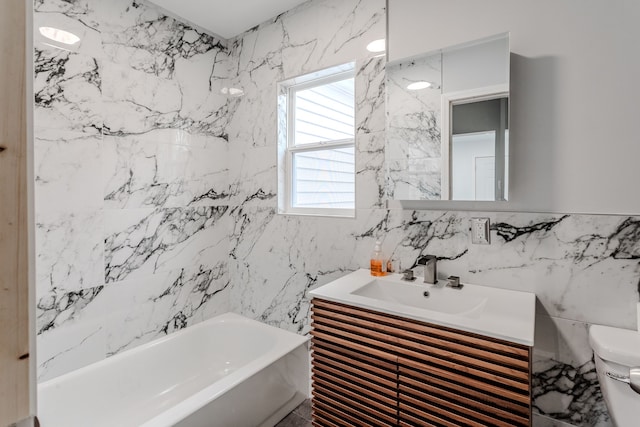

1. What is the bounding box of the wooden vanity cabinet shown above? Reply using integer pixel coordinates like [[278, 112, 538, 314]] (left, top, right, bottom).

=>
[[310, 298, 532, 427], [311, 299, 398, 426]]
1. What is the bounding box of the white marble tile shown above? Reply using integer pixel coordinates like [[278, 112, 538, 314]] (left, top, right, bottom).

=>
[[37, 317, 105, 382], [275, 0, 385, 78], [101, 61, 182, 135], [35, 210, 104, 295], [228, 206, 389, 333], [531, 316, 611, 426], [533, 414, 588, 427], [103, 132, 229, 209], [226, 87, 278, 149], [355, 56, 385, 135], [35, 134, 103, 213], [104, 206, 230, 283], [174, 50, 232, 135], [227, 145, 277, 207], [466, 213, 640, 328], [532, 355, 610, 426], [34, 47, 102, 138], [98, 264, 230, 356], [534, 315, 593, 368], [34, 9, 102, 57], [355, 132, 385, 209], [98, 0, 228, 79], [102, 58, 229, 136], [36, 284, 105, 336]]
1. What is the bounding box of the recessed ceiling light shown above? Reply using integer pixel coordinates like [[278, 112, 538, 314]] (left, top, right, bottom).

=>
[[407, 81, 433, 90], [39, 27, 80, 45], [366, 39, 386, 53]]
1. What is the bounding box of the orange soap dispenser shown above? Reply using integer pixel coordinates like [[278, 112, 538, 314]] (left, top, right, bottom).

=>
[[370, 240, 386, 276]]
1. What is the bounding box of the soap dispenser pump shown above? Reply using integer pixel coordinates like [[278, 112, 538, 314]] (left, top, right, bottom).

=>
[[370, 240, 386, 277]]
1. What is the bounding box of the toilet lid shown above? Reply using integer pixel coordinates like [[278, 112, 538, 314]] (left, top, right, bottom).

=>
[[589, 324, 640, 367]]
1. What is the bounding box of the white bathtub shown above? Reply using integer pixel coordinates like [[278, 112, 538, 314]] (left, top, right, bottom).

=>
[[38, 313, 310, 427]]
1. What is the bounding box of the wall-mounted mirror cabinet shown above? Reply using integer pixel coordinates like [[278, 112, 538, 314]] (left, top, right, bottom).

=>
[[385, 34, 510, 202]]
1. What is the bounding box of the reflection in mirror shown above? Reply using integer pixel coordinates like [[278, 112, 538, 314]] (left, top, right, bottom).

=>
[[385, 34, 509, 201]]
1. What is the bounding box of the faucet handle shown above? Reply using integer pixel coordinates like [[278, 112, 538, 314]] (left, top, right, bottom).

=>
[[447, 275, 463, 289], [401, 269, 416, 281]]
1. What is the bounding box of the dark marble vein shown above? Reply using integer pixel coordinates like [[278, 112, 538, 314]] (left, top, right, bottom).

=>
[[493, 216, 568, 243], [105, 206, 228, 283], [37, 285, 104, 334]]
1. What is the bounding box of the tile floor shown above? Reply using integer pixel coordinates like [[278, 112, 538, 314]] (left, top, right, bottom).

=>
[[275, 399, 312, 427]]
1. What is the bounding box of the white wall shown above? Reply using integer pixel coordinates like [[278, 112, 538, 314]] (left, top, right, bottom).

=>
[[389, 0, 640, 215], [443, 35, 508, 93]]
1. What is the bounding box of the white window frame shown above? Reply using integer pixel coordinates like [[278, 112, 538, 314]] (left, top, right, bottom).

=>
[[277, 64, 356, 217]]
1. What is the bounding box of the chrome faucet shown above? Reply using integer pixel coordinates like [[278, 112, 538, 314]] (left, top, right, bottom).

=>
[[417, 255, 437, 284]]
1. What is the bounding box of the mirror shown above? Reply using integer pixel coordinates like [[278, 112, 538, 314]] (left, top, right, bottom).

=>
[[385, 34, 510, 201]]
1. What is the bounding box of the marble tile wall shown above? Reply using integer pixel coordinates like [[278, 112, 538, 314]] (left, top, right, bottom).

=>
[[34, 0, 232, 381], [32, 0, 640, 426]]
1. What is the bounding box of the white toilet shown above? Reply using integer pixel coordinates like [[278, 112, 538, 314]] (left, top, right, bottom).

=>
[[589, 324, 640, 427]]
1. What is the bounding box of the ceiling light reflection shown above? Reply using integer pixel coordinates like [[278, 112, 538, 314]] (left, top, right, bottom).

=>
[[39, 26, 80, 45], [366, 39, 386, 53], [407, 81, 433, 91]]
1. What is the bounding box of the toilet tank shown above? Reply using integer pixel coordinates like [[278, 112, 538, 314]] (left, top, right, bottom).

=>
[[589, 324, 640, 427]]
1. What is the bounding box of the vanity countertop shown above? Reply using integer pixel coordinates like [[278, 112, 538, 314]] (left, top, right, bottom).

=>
[[309, 269, 536, 346]]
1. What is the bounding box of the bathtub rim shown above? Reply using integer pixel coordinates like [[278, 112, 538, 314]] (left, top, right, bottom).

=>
[[38, 312, 310, 427]]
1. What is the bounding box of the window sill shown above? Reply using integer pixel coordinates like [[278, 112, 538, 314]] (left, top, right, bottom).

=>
[[278, 209, 355, 219]]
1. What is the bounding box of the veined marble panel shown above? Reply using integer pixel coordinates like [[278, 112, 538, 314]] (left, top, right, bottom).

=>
[[355, 56, 386, 135], [227, 145, 277, 207], [35, 134, 103, 213], [97, 0, 228, 79], [355, 132, 385, 209], [532, 298, 627, 427], [100, 263, 230, 356], [35, 210, 104, 296], [533, 316, 611, 426], [225, 87, 277, 149], [228, 206, 389, 333], [34, 7, 101, 58], [101, 59, 229, 137], [104, 206, 229, 283], [273, 0, 385, 78], [103, 132, 229, 209], [37, 316, 105, 382], [36, 285, 105, 336], [34, 47, 102, 138], [465, 213, 640, 328]]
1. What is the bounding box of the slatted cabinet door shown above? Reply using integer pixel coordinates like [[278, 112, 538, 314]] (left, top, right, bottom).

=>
[[311, 299, 399, 427], [396, 320, 532, 426], [310, 298, 532, 427]]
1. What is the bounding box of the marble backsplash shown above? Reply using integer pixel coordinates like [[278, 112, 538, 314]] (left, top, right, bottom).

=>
[[33, 0, 639, 426]]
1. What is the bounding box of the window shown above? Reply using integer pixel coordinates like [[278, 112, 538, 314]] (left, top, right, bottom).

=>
[[277, 63, 356, 217]]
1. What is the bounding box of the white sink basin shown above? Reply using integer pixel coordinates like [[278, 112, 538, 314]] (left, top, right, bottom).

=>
[[352, 279, 487, 317], [309, 269, 536, 346]]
